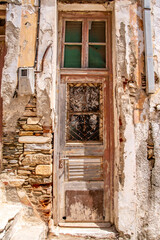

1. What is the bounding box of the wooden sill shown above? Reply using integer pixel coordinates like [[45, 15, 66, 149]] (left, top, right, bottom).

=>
[[58, 222, 111, 228], [65, 142, 103, 146], [60, 68, 109, 76]]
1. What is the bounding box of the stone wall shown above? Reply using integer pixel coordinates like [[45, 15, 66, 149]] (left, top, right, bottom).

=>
[[2, 95, 53, 223]]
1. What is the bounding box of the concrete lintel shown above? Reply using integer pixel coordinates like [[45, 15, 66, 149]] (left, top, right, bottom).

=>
[[58, 2, 112, 11]]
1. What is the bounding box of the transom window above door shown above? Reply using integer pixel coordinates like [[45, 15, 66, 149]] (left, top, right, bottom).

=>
[[61, 15, 110, 69]]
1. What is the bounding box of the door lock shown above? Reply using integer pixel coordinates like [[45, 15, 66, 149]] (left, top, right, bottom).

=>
[[59, 157, 69, 169]]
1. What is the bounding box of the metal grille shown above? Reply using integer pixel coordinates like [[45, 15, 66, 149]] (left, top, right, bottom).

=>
[[65, 157, 103, 181], [66, 83, 103, 143]]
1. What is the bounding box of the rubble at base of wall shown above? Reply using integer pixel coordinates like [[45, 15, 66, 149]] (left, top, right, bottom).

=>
[[0, 177, 48, 240]]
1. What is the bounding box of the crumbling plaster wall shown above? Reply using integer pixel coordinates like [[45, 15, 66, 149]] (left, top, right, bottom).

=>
[[36, 0, 57, 129], [115, 0, 160, 239], [1, 1, 31, 131], [146, 0, 160, 239], [114, 1, 139, 238], [0, 0, 56, 224], [1, 0, 56, 130]]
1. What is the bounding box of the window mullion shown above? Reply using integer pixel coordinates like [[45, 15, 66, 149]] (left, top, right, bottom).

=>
[[82, 19, 88, 68], [62, 19, 66, 68], [81, 20, 85, 68]]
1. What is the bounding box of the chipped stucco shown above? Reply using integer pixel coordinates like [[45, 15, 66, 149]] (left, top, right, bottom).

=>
[[1, 2, 31, 131], [36, 0, 57, 128]]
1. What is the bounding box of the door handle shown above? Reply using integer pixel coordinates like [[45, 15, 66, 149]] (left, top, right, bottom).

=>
[[59, 157, 69, 169]]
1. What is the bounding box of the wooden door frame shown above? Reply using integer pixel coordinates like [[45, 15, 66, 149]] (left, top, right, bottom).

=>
[[0, 5, 6, 171], [0, 40, 6, 171], [53, 10, 114, 225]]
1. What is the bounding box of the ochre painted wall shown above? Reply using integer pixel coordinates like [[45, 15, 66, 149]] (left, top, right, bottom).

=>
[[18, 0, 37, 67]]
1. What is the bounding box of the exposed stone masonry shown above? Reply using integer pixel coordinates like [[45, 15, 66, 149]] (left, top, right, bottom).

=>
[[2, 96, 53, 223], [147, 123, 155, 174]]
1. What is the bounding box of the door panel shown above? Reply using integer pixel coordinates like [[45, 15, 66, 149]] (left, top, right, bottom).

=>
[[64, 156, 104, 222], [65, 190, 103, 222], [58, 76, 111, 223]]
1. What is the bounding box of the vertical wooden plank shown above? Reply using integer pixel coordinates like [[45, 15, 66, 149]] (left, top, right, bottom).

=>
[[103, 77, 110, 221], [84, 19, 88, 68], [61, 18, 65, 68], [108, 13, 114, 223]]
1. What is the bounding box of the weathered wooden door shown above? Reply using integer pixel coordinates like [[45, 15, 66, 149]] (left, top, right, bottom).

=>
[[58, 76, 113, 223], [56, 12, 113, 224]]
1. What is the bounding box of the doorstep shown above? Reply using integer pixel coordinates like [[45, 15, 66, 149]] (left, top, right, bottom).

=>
[[59, 222, 111, 228], [50, 225, 118, 239]]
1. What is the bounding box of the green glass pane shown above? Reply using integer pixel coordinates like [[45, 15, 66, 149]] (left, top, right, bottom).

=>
[[64, 45, 81, 68], [89, 45, 106, 68], [89, 21, 105, 43], [65, 21, 82, 43]]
